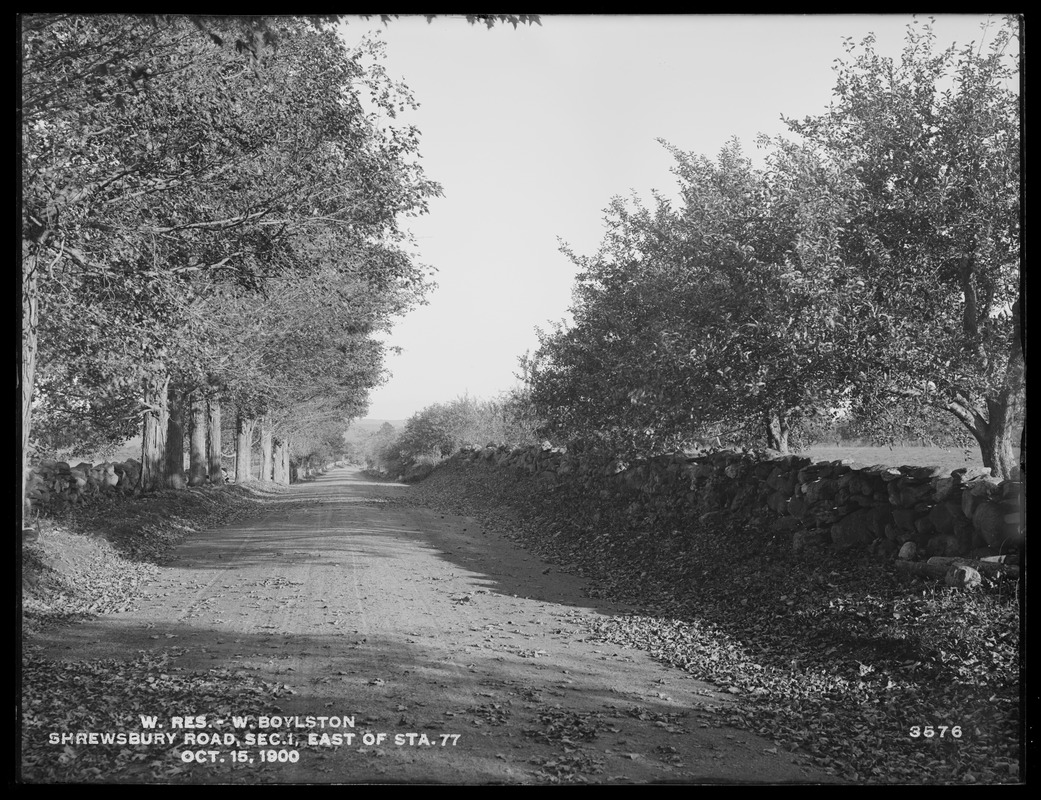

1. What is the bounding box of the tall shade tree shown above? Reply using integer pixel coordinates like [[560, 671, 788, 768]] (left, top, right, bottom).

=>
[[784, 16, 1022, 478], [189, 220, 431, 483], [21, 15, 441, 501]]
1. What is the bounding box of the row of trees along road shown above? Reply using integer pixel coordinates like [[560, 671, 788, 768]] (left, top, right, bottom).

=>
[[20, 14, 538, 517], [527, 18, 1022, 479]]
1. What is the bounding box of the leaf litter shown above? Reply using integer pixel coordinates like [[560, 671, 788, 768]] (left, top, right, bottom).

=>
[[20, 483, 306, 782]]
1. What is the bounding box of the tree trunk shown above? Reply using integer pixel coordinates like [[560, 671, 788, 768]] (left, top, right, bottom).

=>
[[188, 390, 208, 486], [766, 412, 790, 454], [960, 258, 980, 337], [165, 385, 186, 488], [260, 421, 273, 483], [948, 401, 1021, 482], [235, 412, 255, 483], [945, 301, 1024, 481], [207, 395, 223, 483], [140, 374, 171, 492], [273, 438, 287, 485], [986, 300, 1026, 480], [974, 390, 1021, 481], [21, 251, 40, 524]]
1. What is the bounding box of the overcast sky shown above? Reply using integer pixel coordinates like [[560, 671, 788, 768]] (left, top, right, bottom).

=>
[[339, 14, 1002, 421]]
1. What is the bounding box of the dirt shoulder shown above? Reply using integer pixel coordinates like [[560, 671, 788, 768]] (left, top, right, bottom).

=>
[[21, 467, 835, 785]]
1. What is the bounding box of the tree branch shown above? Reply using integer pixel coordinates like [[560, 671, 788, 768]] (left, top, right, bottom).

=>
[[145, 210, 270, 233]]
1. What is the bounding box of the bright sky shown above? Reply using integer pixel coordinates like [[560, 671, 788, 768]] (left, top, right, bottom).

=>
[[340, 14, 1002, 421]]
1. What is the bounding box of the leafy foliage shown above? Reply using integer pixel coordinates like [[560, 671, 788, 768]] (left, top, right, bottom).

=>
[[347, 421, 399, 471], [374, 392, 542, 474], [525, 17, 1021, 476], [529, 139, 853, 456], [783, 17, 1022, 475], [22, 15, 443, 480]]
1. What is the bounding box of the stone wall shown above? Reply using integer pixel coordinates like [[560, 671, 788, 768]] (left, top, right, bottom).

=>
[[26, 458, 144, 507], [24, 456, 354, 507], [449, 444, 1024, 558]]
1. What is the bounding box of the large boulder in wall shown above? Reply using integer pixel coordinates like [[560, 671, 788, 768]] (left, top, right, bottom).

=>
[[830, 507, 875, 550], [973, 500, 1025, 549], [115, 459, 141, 489], [97, 463, 120, 490]]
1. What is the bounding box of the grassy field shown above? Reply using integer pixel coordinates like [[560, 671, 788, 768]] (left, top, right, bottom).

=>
[[800, 444, 987, 474]]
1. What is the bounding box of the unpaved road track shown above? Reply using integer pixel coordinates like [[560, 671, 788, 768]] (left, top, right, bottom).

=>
[[27, 467, 835, 784]]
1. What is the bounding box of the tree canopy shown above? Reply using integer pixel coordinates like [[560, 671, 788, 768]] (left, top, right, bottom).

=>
[[785, 16, 1021, 475], [527, 16, 1021, 477], [529, 138, 854, 455], [21, 14, 456, 499]]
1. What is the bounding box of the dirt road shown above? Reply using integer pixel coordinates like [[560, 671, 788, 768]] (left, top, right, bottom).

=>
[[27, 466, 834, 784]]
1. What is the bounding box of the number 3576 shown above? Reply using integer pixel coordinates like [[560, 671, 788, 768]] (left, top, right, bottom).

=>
[[910, 725, 962, 738]]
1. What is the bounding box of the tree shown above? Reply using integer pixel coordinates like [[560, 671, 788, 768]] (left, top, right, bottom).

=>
[[358, 421, 399, 473], [385, 394, 541, 471], [195, 228, 428, 483], [528, 139, 852, 456], [21, 15, 441, 502], [785, 16, 1022, 477], [21, 13, 540, 515]]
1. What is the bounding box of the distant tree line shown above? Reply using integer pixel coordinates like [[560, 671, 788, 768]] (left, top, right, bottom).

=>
[[353, 390, 541, 477], [525, 18, 1022, 479]]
